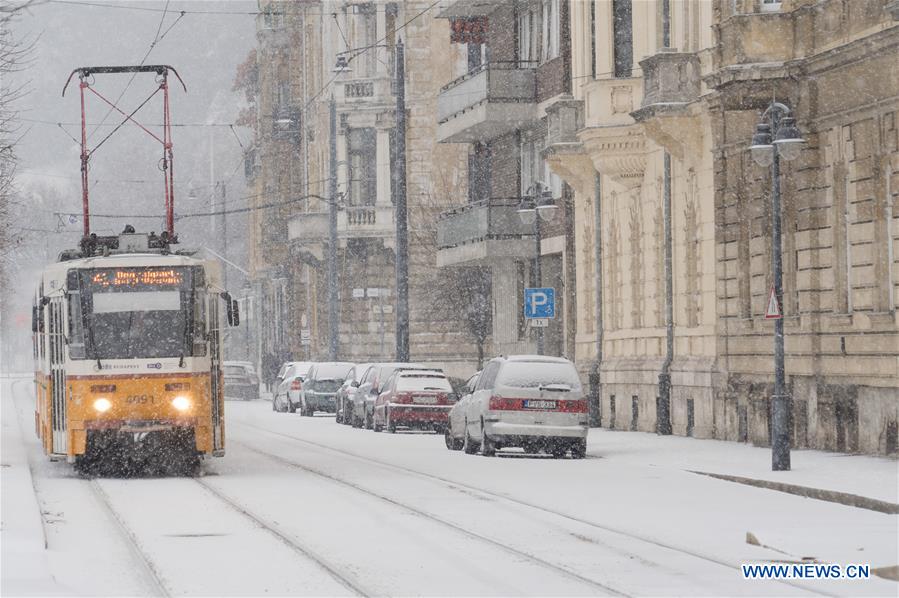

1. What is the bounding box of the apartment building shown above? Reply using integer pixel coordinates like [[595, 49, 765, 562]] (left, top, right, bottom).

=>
[[551, 0, 898, 455], [435, 0, 578, 361], [249, 0, 477, 373]]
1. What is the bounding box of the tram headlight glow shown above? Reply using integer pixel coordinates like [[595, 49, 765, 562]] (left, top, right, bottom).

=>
[[171, 396, 191, 412], [93, 398, 112, 413]]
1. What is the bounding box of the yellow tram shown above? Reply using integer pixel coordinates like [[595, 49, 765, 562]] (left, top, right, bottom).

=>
[[32, 230, 239, 474]]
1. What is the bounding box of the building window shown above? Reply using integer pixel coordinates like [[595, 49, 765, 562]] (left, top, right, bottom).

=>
[[520, 138, 540, 195], [386, 3, 398, 75], [347, 127, 376, 206], [467, 43, 484, 72], [517, 8, 537, 65], [760, 0, 782, 13], [351, 3, 377, 76], [541, 0, 560, 62], [612, 0, 633, 78]]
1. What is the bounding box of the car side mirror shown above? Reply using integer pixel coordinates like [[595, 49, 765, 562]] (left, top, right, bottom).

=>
[[351, 380, 359, 388]]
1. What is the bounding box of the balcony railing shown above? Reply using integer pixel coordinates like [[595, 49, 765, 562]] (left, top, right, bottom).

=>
[[436, 62, 537, 142], [437, 198, 534, 249], [335, 75, 394, 105], [438, 61, 536, 122], [638, 49, 700, 109]]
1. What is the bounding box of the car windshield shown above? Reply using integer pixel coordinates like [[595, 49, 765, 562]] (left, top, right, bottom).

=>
[[495, 361, 582, 391], [77, 267, 202, 360], [396, 374, 452, 392], [286, 363, 313, 379], [315, 363, 354, 381]]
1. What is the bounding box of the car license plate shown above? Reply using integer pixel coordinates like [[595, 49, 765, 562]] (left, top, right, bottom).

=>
[[524, 399, 557, 410], [413, 395, 437, 404]]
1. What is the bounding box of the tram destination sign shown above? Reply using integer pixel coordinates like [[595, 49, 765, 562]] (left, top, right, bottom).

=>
[[83, 267, 189, 290]]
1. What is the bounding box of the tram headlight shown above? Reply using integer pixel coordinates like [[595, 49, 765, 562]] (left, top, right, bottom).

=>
[[93, 398, 112, 413], [171, 396, 191, 412]]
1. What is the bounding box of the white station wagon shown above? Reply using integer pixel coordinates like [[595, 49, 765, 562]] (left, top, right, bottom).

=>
[[449, 355, 588, 458]]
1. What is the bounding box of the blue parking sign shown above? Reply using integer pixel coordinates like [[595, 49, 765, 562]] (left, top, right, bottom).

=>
[[524, 287, 555, 319]]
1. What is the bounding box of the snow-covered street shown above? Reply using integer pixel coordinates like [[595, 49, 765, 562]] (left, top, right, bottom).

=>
[[3, 375, 897, 597]]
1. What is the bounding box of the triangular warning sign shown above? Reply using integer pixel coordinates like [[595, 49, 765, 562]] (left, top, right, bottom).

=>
[[765, 287, 782, 319]]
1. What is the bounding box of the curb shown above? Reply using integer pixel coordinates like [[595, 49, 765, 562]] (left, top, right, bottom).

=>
[[689, 470, 899, 515]]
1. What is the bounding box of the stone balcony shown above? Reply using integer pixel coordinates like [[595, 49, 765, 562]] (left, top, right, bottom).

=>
[[334, 75, 394, 107], [437, 62, 537, 144], [436, 198, 534, 267], [256, 24, 289, 49], [542, 96, 595, 197], [630, 49, 703, 160], [288, 205, 395, 261], [436, 0, 502, 18]]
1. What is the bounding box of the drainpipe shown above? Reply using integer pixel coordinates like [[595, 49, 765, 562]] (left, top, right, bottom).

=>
[[657, 152, 674, 435], [589, 173, 603, 427]]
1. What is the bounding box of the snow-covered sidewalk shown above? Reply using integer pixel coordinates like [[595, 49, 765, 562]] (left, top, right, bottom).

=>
[[586, 428, 898, 506], [1, 376, 67, 596]]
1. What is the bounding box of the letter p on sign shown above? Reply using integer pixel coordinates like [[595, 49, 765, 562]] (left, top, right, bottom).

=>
[[524, 287, 555, 319]]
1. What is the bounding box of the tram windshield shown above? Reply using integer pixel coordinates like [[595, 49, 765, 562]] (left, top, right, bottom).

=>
[[69, 266, 206, 360]]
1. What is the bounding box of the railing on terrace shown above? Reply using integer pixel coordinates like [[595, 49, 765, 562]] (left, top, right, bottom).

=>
[[437, 61, 537, 123], [437, 198, 535, 249]]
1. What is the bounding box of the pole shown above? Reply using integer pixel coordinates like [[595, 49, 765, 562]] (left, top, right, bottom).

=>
[[590, 173, 603, 427], [770, 109, 790, 470], [657, 152, 673, 435], [328, 96, 339, 360], [394, 39, 410, 362], [219, 182, 228, 293], [535, 203, 544, 356]]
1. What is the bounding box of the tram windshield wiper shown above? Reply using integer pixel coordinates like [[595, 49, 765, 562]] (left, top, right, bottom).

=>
[[179, 284, 194, 368]]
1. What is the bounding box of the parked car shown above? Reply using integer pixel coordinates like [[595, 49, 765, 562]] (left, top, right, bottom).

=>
[[223, 361, 259, 401], [456, 355, 588, 458], [335, 363, 372, 425], [373, 369, 456, 433], [446, 371, 480, 450], [298, 362, 354, 416], [351, 362, 430, 429], [273, 361, 314, 413], [276, 361, 307, 389]]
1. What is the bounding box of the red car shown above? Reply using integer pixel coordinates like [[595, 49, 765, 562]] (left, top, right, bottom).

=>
[[373, 369, 455, 433]]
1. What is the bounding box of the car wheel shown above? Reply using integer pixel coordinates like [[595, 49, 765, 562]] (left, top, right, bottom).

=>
[[571, 438, 587, 459], [463, 423, 479, 455], [479, 420, 496, 457], [373, 411, 383, 432], [287, 400, 296, 414], [335, 408, 343, 424], [272, 396, 277, 411], [364, 411, 373, 430], [445, 428, 462, 451], [352, 414, 362, 428]]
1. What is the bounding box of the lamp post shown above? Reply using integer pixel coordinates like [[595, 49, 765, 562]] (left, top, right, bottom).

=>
[[748, 101, 805, 471], [517, 182, 558, 356]]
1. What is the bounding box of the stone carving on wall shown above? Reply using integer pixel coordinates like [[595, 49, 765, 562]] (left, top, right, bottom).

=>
[[683, 169, 701, 327], [629, 198, 644, 329]]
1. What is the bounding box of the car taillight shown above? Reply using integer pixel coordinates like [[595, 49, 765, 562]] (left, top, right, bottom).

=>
[[489, 396, 523, 410], [290, 379, 302, 391], [393, 394, 412, 404]]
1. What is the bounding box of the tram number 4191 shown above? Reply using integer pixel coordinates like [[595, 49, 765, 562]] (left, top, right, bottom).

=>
[[125, 395, 155, 404]]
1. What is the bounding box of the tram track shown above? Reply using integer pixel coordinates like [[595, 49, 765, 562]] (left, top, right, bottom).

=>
[[191, 477, 371, 597], [235, 421, 832, 597], [88, 479, 172, 597], [233, 438, 630, 597], [89, 475, 371, 597]]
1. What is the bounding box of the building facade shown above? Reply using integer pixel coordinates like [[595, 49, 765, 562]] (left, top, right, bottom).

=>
[[553, 0, 898, 456], [435, 0, 579, 362], [248, 0, 478, 375]]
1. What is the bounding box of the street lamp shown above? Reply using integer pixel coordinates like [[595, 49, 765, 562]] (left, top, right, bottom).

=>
[[748, 101, 805, 472], [517, 182, 557, 356]]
